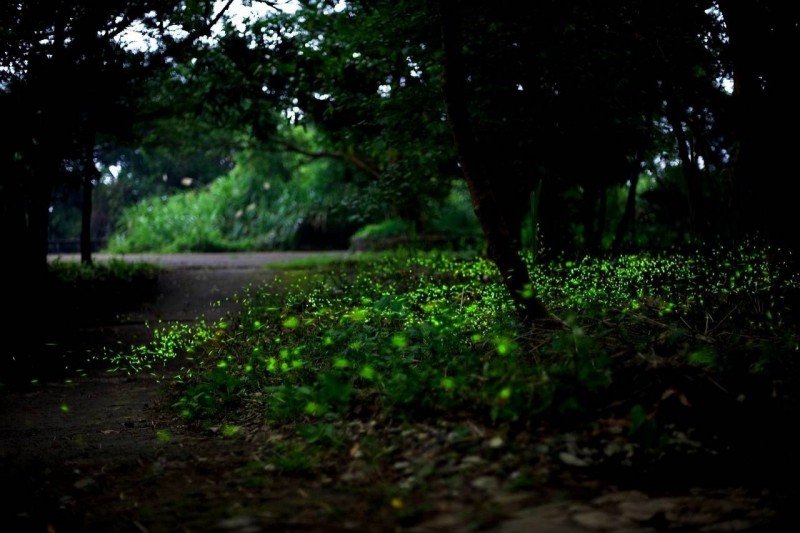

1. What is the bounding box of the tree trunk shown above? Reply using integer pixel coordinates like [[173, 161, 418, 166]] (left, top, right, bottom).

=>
[[717, 0, 761, 241], [80, 130, 97, 265], [613, 173, 639, 252], [664, 100, 706, 238], [581, 185, 605, 253], [718, 1, 800, 256], [439, 0, 548, 324], [27, 147, 57, 279]]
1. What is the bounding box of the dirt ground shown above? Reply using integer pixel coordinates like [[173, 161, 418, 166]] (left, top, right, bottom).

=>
[[0, 252, 795, 532]]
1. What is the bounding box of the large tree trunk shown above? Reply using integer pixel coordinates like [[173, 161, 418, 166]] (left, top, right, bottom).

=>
[[27, 145, 57, 279], [439, 0, 548, 324], [718, 1, 800, 257], [8, 149, 55, 367]]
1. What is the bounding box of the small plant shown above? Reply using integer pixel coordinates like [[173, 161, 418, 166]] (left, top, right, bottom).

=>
[[269, 443, 319, 475]]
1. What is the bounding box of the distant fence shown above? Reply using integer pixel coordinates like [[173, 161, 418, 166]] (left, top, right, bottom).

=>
[[48, 240, 107, 254]]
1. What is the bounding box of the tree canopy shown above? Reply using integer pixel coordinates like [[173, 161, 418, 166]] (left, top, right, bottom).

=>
[[3, 0, 798, 323]]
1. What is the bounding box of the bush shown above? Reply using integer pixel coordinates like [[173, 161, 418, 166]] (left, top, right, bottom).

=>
[[107, 147, 363, 253], [350, 181, 484, 252]]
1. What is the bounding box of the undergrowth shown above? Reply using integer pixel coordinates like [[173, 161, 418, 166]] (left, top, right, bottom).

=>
[[45, 258, 162, 320], [107, 243, 799, 445], [48, 258, 162, 285]]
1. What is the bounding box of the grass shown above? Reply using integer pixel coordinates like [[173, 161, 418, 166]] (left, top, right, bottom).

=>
[[47, 257, 162, 285], [2, 258, 164, 389], [260, 250, 388, 270], [107, 245, 798, 445], [45, 258, 162, 321], [40, 243, 800, 527], [260, 249, 477, 271]]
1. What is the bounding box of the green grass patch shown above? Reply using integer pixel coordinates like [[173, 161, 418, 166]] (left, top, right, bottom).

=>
[[48, 258, 162, 285], [110, 243, 798, 446], [262, 251, 392, 271], [46, 258, 163, 320]]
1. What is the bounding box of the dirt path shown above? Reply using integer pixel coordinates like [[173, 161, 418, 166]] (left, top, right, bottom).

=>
[[1, 253, 793, 531], [35, 252, 345, 376], [1, 252, 347, 531]]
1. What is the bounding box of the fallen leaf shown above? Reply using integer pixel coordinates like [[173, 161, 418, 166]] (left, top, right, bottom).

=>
[[349, 442, 362, 458]]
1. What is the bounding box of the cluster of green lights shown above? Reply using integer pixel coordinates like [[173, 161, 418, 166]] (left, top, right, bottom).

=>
[[109, 246, 797, 427], [528, 243, 797, 319]]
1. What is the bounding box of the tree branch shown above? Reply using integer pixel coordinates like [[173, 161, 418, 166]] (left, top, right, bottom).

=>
[[276, 140, 382, 180]]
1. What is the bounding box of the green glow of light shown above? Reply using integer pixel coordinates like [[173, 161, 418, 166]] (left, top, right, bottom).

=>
[[305, 401, 323, 415], [360, 365, 376, 380], [391, 334, 407, 349], [349, 309, 368, 322], [334, 357, 350, 368], [222, 425, 240, 437], [156, 429, 171, 442], [60, 403, 69, 413], [441, 377, 455, 390], [283, 316, 300, 329], [217, 360, 228, 368], [498, 387, 512, 400], [521, 284, 534, 299]]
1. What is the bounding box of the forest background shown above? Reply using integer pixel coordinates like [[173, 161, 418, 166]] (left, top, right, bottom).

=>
[[3, 3, 800, 529], [5, 0, 797, 280]]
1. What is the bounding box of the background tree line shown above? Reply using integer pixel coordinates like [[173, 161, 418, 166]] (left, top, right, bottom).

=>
[[3, 0, 798, 320]]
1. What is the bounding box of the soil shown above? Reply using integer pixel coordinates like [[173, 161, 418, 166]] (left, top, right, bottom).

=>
[[1, 252, 796, 532]]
